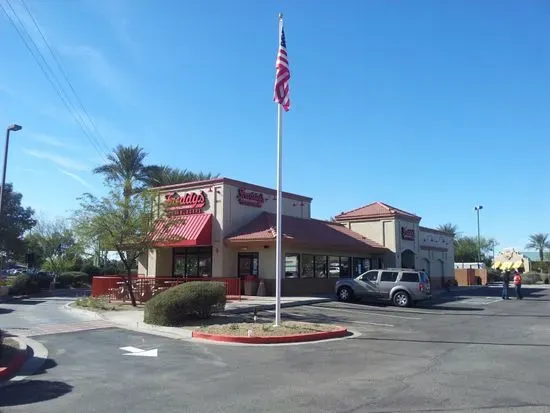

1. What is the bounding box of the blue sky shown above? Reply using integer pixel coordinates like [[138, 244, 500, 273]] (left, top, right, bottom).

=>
[[0, 0, 548, 252]]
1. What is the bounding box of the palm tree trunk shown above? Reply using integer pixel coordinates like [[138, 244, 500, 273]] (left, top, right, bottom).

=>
[[540, 249, 544, 262]]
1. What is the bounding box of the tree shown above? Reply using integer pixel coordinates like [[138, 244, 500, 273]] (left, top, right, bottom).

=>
[[437, 223, 460, 238], [525, 233, 550, 261], [455, 236, 493, 264], [74, 189, 173, 306], [0, 184, 36, 265], [143, 165, 218, 188], [25, 217, 81, 275], [93, 145, 148, 198]]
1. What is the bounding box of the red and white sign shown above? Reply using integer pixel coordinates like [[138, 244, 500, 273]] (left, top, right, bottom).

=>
[[401, 227, 415, 241], [237, 188, 264, 208], [164, 191, 207, 216]]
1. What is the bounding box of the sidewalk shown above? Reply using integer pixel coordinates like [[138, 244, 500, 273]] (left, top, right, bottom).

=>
[[225, 296, 332, 314]]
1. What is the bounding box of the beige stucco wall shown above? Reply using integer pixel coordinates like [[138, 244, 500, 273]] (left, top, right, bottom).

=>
[[222, 183, 310, 237], [418, 228, 455, 284], [344, 219, 397, 251]]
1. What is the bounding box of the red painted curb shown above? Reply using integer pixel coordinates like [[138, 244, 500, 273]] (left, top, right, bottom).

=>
[[192, 327, 348, 344], [0, 348, 27, 380]]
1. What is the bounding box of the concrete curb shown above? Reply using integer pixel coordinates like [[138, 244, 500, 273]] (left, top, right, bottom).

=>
[[192, 326, 348, 344], [0, 336, 27, 380], [0, 337, 49, 388], [63, 302, 103, 320], [224, 297, 333, 314]]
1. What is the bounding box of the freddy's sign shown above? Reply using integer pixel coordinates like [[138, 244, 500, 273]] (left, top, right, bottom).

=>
[[164, 191, 207, 216], [401, 227, 415, 241], [237, 188, 264, 208]]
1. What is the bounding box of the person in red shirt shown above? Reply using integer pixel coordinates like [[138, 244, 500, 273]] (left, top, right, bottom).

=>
[[513, 270, 523, 300]]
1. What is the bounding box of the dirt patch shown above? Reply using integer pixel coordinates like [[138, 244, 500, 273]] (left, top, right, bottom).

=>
[[0, 338, 20, 368], [196, 321, 340, 337]]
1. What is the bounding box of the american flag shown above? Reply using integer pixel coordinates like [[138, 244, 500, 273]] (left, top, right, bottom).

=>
[[273, 24, 290, 111]]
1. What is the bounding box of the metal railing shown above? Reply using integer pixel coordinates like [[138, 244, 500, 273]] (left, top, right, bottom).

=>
[[91, 276, 241, 304]]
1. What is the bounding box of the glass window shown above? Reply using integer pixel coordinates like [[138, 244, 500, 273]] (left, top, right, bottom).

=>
[[362, 270, 379, 282], [174, 256, 185, 277], [400, 272, 419, 282], [185, 255, 198, 277], [302, 254, 314, 278], [198, 256, 211, 278], [329, 256, 340, 278], [285, 253, 300, 278], [380, 271, 398, 282], [314, 255, 327, 278], [238, 253, 259, 277], [353, 257, 370, 276], [173, 247, 212, 278], [340, 257, 351, 277]]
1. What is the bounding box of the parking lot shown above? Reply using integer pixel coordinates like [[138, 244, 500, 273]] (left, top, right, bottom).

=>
[[3, 286, 550, 413]]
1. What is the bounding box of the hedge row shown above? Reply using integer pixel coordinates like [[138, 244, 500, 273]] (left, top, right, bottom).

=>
[[144, 281, 226, 326]]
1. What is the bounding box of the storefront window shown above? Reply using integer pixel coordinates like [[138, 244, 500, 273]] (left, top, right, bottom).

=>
[[238, 253, 259, 278], [352, 257, 370, 277], [301, 254, 314, 278], [340, 257, 351, 277], [315, 255, 327, 278], [172, 247, 212, 278], [329, 256, 340, 278], [285, 253, 300, 278]]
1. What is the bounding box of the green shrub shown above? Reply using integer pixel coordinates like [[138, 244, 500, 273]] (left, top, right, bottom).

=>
[[9, 274, 40, 295], [522, 272, 541, 285], [80, 264, 101, 276], [57, 272, 90, 288], [144, 281, 226, 326]]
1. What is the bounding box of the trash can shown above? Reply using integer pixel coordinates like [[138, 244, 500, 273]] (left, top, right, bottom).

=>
[[244, 275, 259, 296]]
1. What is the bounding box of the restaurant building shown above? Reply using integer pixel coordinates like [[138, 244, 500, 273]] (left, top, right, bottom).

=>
[[138, 177, 454, 295], [334, 203, 455, 288]]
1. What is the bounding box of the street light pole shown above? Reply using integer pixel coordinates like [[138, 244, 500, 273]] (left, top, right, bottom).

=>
[[0, 124, 22, 216], [474, 205, 483, 268]]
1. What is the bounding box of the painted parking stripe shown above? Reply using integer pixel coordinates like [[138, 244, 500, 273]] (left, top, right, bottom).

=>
[[308, 305, 422, 320], [348, 320, 395, 327]]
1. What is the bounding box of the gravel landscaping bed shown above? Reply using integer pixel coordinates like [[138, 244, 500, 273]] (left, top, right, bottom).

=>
[[196, 321, 340, 337]]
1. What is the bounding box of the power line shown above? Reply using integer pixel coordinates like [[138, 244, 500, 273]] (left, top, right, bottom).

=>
[[19, 0, 111, 154], [0, 0, 108, 160]]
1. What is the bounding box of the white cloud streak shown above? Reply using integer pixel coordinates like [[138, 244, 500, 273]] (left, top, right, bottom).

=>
[[23, 148, 89, 171], [59, 169, 95, 191]]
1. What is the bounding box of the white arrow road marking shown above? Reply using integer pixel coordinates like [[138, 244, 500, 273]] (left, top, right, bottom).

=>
[[119, 346, 158, 357]]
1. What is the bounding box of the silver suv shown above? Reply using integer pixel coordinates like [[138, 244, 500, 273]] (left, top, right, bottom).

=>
[[335, 268, 431, 307]]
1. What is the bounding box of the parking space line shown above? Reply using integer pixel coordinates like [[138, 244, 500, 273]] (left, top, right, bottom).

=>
[[309, 305, 422, 320], [348, 320, 394, 327]]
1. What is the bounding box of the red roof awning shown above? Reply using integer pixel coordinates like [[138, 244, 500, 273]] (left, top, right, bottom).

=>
[[153, 214, 212, 247]]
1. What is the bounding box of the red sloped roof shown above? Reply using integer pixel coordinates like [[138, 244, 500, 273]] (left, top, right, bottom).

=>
[[334, 202, 420, 221], [225, 212, 387, 253], [152, 214, 212, 247]]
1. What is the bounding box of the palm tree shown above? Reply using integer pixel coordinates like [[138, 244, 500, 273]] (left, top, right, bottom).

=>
[[93, 145, 148, 198], [437, 223, 460, 238], [143, 165, 218, 187], [525, 233, 550, 261]]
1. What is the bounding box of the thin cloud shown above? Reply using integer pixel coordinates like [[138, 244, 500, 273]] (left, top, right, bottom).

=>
[[60, 44, 130, 101], [23, 148, 89, 171], [27, 133, 70, 148], [59, 169, 95, 191]]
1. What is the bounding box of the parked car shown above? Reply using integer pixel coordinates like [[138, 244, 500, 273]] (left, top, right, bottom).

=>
[[335, 268, 431, 307]]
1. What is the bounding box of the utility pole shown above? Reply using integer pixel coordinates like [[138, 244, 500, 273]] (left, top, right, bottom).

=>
[[474, 205, 483, 268]]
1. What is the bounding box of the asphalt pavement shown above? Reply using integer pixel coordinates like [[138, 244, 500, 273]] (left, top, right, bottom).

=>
[[2, 287, 550, 413]]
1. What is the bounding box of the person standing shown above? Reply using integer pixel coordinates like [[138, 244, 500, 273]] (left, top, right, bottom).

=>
[[501, 270, 510, 300], [513, 270, 523, 300]]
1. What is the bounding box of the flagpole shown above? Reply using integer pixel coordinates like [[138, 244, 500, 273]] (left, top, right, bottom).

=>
[[274, 13, 284, 327]]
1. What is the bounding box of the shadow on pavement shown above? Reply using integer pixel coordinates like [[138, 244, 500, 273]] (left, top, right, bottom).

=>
[[6, 299, 47, 306], [330, 301, 485, 313], [0, 307, 14, 314], [0, 380, 73, 407]]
